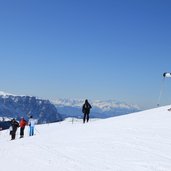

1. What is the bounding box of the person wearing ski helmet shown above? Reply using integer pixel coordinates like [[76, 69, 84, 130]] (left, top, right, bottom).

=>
[[82, 99, 92, 123]]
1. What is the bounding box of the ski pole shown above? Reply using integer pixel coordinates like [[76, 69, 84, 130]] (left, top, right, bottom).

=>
[[35, 127, 40, 134]]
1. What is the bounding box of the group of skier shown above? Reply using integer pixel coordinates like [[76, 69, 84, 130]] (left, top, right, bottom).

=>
[[9, 99, 92, 140], [9, 115, 36, 140]]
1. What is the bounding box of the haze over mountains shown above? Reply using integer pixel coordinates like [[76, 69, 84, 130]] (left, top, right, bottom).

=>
[[0, 91, 140, 125], [53, 98, 140, 119]]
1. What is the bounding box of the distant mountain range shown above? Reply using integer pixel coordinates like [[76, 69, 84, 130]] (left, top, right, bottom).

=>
[[0, 91, 140, 127], [52, 98, 140, 119], [0, 91, 61, 125]]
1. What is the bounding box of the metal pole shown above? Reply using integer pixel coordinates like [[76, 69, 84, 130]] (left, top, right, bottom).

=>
[[157, 78, 165, 106]]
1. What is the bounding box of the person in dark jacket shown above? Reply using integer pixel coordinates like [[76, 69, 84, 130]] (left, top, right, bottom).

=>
[[10, 118, 19, 140], [82, 99, 92, 123], [19, 117, 27, 138]]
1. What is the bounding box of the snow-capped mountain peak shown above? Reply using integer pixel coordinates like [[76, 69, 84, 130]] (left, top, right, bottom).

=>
[[0, 91, 61, 124], [53, 98, 140, 110], [0, 91, 15, 97], [53, 98, 84, 107], [52, 98, 140, 119]]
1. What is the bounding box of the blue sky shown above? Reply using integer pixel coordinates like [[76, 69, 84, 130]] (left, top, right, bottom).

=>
[[0, 0, 171, 109]]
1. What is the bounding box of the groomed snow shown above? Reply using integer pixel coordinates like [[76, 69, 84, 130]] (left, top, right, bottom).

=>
[[0, 105, 171, 171]]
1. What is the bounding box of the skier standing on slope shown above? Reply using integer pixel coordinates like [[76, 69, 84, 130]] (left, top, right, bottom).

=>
[[28, 115, 37, 136], [19, 117, 27, 138], [10, 118, 19, 140], [82, 99, 92, 123]]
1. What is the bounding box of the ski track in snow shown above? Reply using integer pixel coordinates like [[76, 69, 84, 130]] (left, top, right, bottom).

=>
[[0, 106, 171, 171]]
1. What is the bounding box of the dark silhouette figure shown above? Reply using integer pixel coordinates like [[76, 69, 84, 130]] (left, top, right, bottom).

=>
[[10, 119, 19, 140], [19, 117, 27, 138], [82, 99, 92, 123]]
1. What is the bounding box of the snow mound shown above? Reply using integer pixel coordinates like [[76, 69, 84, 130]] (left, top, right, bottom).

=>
[[0, 105, 171, 171]]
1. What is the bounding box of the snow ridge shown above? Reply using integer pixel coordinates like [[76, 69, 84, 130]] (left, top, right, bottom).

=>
[[0, 91, 15, 97]]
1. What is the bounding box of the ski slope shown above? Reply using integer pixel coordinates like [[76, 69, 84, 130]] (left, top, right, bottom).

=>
[[0, 106, 171, 171]]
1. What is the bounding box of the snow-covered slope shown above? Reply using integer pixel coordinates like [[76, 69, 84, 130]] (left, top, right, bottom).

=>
[[0, 106, 171, 171]]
